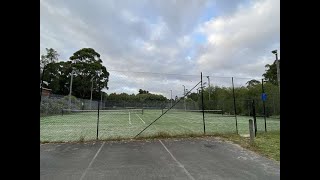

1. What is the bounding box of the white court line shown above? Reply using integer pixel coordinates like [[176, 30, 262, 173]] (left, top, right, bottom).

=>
[[79, 142, 105, 180], [159, 140, 195, 180], [129, 112, 132, 125], [136, 114, 145, 124]]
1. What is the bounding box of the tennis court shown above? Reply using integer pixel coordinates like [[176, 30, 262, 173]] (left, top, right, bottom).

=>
[[40, 109, 280, 142]]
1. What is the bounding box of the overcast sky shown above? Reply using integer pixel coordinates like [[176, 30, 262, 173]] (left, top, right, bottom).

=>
[[40, 0, 280, 98]]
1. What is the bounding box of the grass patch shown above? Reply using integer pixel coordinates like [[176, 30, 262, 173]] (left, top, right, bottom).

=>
[[253, 131, 280, 161], [220, 131, 280, 162], [133, 131, 245, 141], [136, 132, 208, 140]]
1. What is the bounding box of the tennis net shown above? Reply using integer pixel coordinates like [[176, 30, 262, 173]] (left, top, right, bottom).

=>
[[62, 109, 143, 116], [161, 109, 223, 115]]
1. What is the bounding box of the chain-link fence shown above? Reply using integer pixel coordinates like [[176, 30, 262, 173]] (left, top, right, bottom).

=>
[[40, 71, 280, 142]]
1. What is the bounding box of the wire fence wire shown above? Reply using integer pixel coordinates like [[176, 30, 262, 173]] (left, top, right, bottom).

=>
[[40, 71, 280, 142]]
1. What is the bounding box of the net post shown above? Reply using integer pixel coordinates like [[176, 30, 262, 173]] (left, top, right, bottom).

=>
[[201, 72, 206, 135], [232, 77, 238, 134]]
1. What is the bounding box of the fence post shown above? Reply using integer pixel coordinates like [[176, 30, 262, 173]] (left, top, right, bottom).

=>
[[249, 119, 254, 143], [96, 83, 101, 140], [261, 79, 267, 132], [252, 100, 257, 137], [201, 72, 206, 134], [232, 77, 238, 134]]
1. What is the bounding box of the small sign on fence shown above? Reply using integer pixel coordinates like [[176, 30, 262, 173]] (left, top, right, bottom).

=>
[[261, 93, 267, 101]]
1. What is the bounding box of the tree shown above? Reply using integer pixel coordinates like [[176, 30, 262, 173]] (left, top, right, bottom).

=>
[[40, 48, 59, 69], [138, 89, 149, 94], [68, 48, 109, 99], [263, 60, 280, 85], [40, 48, 59, 90], [42, 61, 65, 90], [187, 92, 199, 102], [42, 48, 110, 100], [246, 79, 261, 88]]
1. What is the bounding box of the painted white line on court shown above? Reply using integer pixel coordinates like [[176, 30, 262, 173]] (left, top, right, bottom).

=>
[[136, 114, 145, 124], [129, 112, 132, 125], [79, 142, 105, 180], [159, 140, 195, 180]]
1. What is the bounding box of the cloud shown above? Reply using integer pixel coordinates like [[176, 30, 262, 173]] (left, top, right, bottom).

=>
[[195, 0, 280, 78], [40, 0, 279, 98]]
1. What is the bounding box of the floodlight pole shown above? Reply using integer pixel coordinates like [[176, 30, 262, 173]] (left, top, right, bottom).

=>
[[90, 77, 94, 110], [170, 90, 173, 107], [40, 64, 46, 104], [201, 72, 206, 134], [68, 69, 74, 110], [97, 83, 101, 140], [272, 50, 280, 120], [207, 76, 211, 101], [232, 77, 238, 134], [185, 88, 188, 110], [272, 50, 280, 93], [182, 85, 186, 111], [276, 54, 280, 93], [96, 70, 102, 140], [101, 90, 103, 110], [68, 60, 76, 110]]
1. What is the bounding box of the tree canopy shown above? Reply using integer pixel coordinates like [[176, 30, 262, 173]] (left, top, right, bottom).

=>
[[138, 89, 149, 94], [263, 60, 280, 85], [41, 48, 109, 100], [40, 48, 59, 69]]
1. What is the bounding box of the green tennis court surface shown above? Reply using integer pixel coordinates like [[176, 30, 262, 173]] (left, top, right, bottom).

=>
[[40, 109, 280, 142]]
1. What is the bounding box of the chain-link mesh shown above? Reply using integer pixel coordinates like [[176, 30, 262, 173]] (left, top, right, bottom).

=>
[[232, 77, 279, 134], [40, 95, 101, 142], [40, 71, 280, 142]]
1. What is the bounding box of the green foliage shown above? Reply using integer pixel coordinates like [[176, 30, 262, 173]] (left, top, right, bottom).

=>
[[107, 91, 167, 102], [40, 48, 59, 69], [138, 89, 149, 94], [263, 60, 280, 85], [42, 48, 109, 100], [187, 92, 199, 102], [69, 48, 109, 99], [104, 91, 168, 109], [189, 82, 280, 116], [246, 79, 261, 88], [70, 48, 100, 63]]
